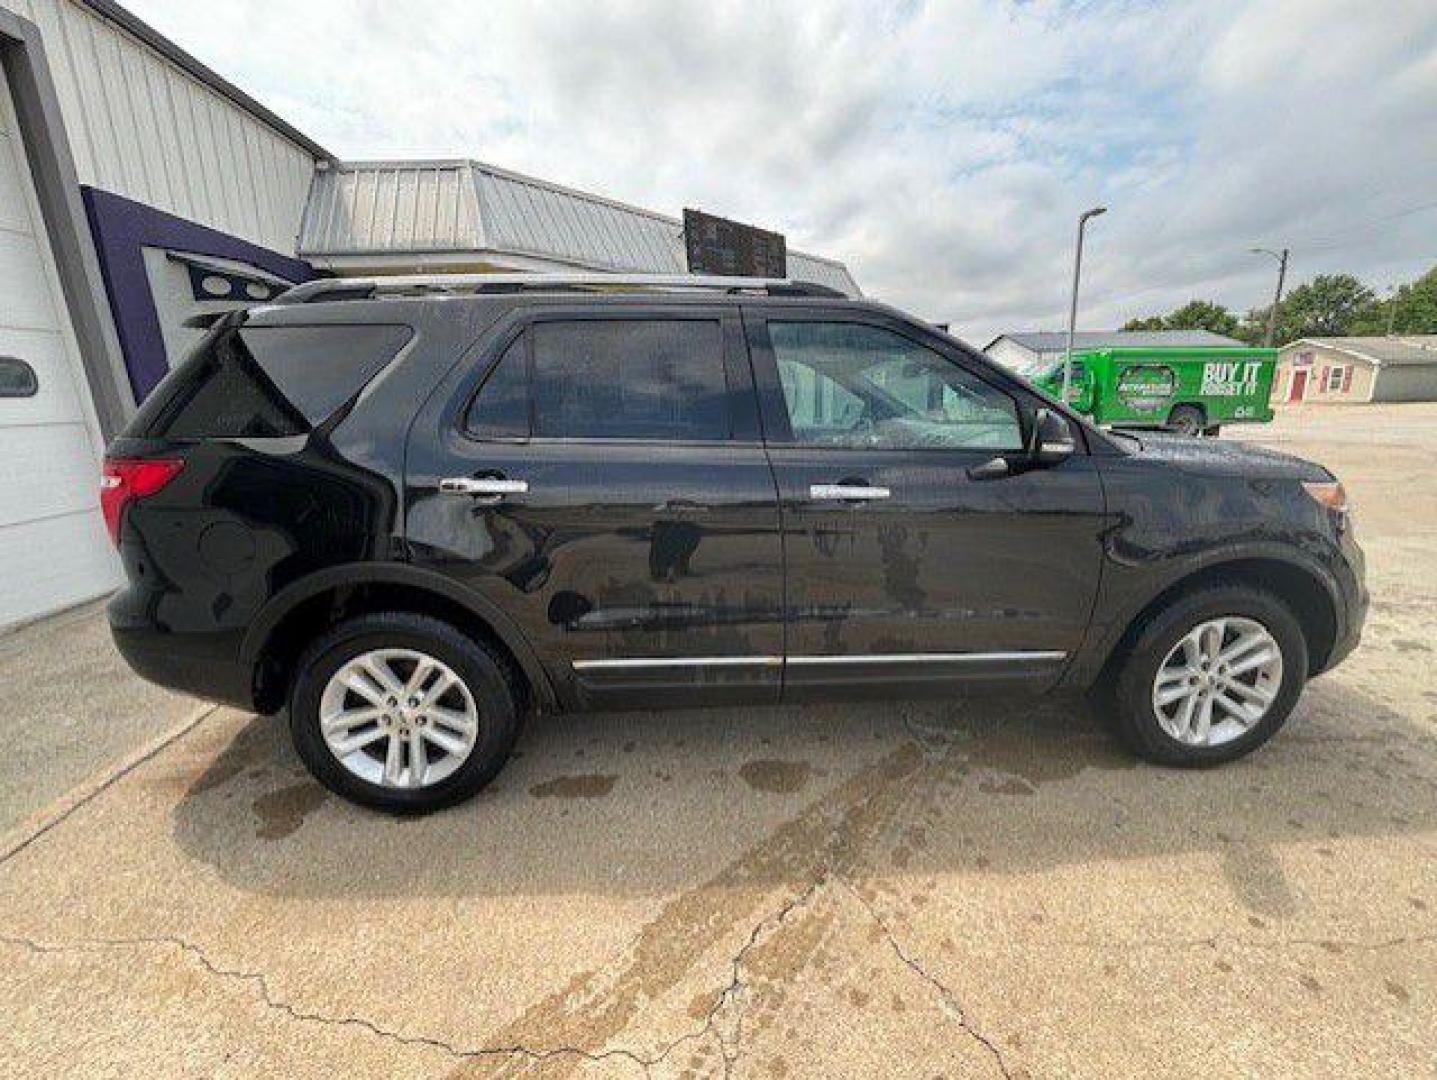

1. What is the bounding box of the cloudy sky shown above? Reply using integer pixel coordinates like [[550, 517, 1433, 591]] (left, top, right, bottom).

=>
[[127, 0, 1437, 343]]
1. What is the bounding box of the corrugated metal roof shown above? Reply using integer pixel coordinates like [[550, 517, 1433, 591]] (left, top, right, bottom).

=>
[[1288, 336, 1437, 367], [988, 330, 1245, 353], [298, 160, 858, 294], [300, 162, 483, 254]]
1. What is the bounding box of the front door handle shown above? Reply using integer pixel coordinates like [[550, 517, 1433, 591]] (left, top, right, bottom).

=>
[[809, 483, 890, 501], [439, 476, 529, 498]]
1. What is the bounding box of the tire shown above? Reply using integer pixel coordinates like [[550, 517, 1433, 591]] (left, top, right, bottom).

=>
[[289, 612, 521, 814], [1103, 585, 1308, 767], [1167, 404, 1206, 436]]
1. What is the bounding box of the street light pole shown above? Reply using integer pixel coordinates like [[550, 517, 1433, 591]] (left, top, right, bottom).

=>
[[1251, 247, 1289, 347], [1062, 206, 1106, 404]]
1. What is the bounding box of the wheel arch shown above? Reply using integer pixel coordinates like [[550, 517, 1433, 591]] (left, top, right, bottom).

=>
[[1097, 555, 1339, 683], [242, 563, 558, 715]]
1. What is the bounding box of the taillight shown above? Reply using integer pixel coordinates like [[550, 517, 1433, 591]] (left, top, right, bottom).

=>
[[100, 458, 184, 545]]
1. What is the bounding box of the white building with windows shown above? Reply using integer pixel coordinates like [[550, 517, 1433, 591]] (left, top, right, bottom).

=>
[[0, 0, 856, 628], [1274, 337, 1437, 404]]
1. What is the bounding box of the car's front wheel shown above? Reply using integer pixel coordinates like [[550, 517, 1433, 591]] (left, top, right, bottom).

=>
[[1106, 585, 1308, 766], [289, 612, 521, 813]]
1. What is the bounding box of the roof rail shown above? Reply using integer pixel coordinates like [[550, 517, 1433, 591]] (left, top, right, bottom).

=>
[[272, 272, 850, 305]]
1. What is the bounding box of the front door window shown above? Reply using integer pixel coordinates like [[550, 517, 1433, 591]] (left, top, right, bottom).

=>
[[768, 322, 1023, 451]]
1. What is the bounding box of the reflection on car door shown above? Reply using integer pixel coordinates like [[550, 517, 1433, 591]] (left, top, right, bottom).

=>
[[745, 308, 1107, 698]]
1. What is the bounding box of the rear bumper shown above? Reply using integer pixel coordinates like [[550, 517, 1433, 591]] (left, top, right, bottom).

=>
[[108, 592, 258, 711]]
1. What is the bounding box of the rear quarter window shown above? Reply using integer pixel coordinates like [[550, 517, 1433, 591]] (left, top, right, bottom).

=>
[[131, 322, 413, 438]]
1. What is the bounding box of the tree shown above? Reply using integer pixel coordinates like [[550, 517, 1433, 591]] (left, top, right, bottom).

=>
[[1122, 300, 1240, 337], [1121, 265, 1436, 347], [1350, 266, 1437, 335], [1162, 300, 1241, 337], [1121, 314, 1166, 331], [1257, 274, 1376, 342]]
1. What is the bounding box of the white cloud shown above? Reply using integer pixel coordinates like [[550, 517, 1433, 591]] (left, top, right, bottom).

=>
[[125, 0, 1437, 343]]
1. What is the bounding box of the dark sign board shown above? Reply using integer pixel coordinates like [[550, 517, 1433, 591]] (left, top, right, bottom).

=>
[[683, 208, 787, 278]]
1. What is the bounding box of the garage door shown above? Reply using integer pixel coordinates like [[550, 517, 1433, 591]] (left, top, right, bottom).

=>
[[0, 61, 119, 629]]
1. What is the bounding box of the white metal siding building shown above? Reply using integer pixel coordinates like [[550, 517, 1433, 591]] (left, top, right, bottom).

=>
[[0, 56, 114, 624], [0, 0, 857, 630], [6, 0, 316, 252], [1, 0, 327, 628]]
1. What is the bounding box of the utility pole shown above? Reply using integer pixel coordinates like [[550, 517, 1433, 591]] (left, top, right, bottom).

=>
[[1251, 247, 1289, 346], [1386, 285, 1398, 336], [1062, 207, 1106, 404]]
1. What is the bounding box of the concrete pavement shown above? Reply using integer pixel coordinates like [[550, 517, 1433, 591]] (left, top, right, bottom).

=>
[[0, 404, 1433, 1078]]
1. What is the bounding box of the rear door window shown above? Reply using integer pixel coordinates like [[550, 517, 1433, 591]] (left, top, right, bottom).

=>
[[464, 334, 530, 439], [530, 319, 730, 441]]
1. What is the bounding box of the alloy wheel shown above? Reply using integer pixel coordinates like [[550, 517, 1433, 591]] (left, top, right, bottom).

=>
[[319, 648, 480, 789], [1151, 616, 1283, 747]]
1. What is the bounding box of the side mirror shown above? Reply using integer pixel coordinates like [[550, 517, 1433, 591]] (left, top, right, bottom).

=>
[[1030, 407, 1076, 465]]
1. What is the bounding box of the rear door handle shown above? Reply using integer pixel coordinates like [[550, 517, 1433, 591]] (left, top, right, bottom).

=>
[[809, 483, 890, 501], [439, 477, 529, 498]]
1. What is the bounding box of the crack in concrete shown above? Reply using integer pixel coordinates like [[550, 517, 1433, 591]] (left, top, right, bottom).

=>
[[0, 704, 219, 866], [835, 879, 1014, 1080], [0, 931, 654, 1074], [638, 873, 832, 1079]]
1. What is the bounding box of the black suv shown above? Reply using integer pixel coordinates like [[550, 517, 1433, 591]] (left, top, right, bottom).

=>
[[104, 275, 1366, 813]]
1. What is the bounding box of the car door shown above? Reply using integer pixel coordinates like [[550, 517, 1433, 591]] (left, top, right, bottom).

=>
[[405, 303, 785, 709], [745, 307, 1107, 698]]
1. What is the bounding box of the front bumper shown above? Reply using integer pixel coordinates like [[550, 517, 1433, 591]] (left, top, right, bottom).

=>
[[1316, 525, 1367, 675]]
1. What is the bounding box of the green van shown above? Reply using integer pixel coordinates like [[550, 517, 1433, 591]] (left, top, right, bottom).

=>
[[1026, 347, 1278, 435]]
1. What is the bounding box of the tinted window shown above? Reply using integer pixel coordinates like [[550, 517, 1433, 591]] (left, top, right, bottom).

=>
[[0, 356, 38, 398], [238, 325, 413, 424], [133, 323, 412, 438], [465, 335, 529, 439], [531, 320, 729, 440], [770, 322, 1022, 451]]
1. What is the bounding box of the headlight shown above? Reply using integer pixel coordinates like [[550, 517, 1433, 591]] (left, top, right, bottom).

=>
[[1301, 480, 1349, 514]]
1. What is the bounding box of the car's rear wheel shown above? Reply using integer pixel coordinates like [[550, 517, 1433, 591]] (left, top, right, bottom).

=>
[[289, 612, 521, 813], [1105, 585, 1308, 766], [1167, 403, 1206, 436]]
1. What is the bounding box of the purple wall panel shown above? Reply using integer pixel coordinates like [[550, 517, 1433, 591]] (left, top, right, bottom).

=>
[[81, 186, 319, 401]]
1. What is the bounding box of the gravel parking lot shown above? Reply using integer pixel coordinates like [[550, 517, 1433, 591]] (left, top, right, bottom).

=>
[[1, 403, 1433, 1078]]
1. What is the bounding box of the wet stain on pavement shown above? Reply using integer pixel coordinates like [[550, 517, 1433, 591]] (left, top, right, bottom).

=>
[[186, 754, 247, 797], [1220, 845, 1298, 919], [444, 743, 925, 1080], [529, 774, 618, 799], [978, 775, 1036, 796], [739, 759, 816, 794], [252, 783, 327, 840]]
